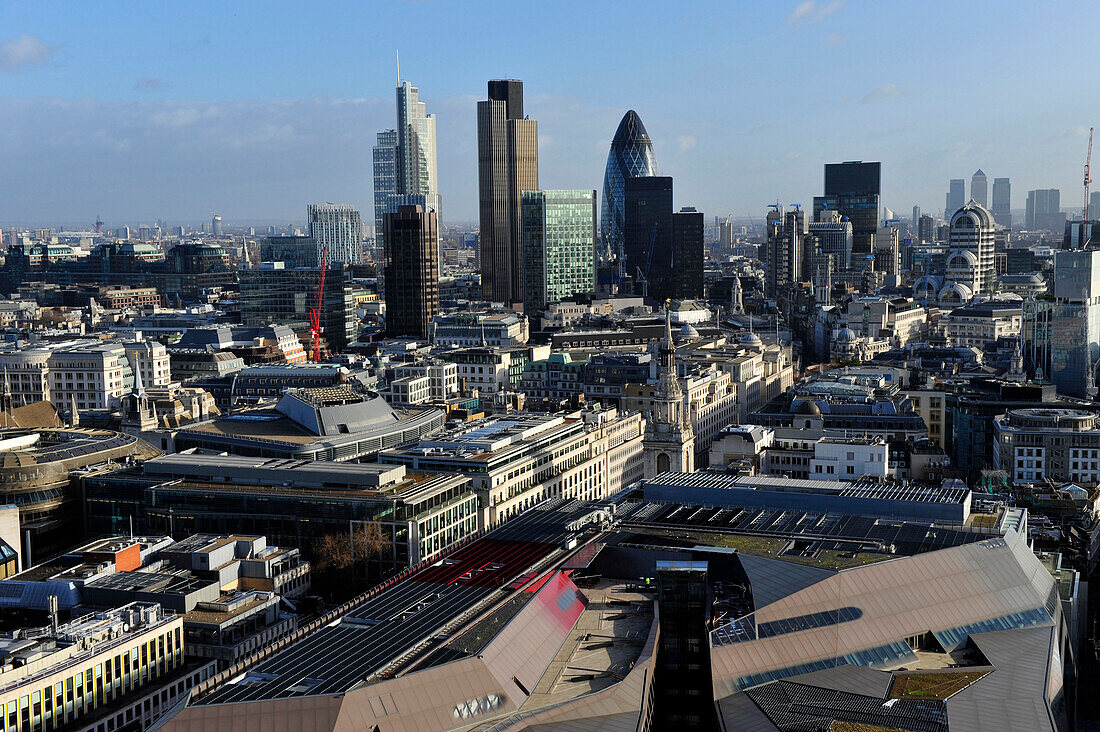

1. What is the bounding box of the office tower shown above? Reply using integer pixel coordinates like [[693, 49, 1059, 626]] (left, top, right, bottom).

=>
[[992, 177, 1011, 227], [948, 201, 996, 296], [521, 189, 597, 313], [260, 236, 318, 268], [372, 130, 397, 245], [239, 265, 357, 351], [766, 207, 806, 298], [477, 79, 538, 307], [918, 214, 936, 243], [1091, 191, 1100, 219], [307, 203, 362, 265], [623, 176, 673, 302], [1046, 249, 1100, 397], [812, 161, 880, 257], [970, 169, 988, 209], [395, 81, 441, 219], [601, 110, 659, 259], [875, 223, 901, 276], [1026, 189, 1062, 230], [912, 205, 920, 229], [1064, 220, 1100, 249], [671, 207, 704, 300], [946, 178, 965, 217], [807, 209, 853, 280], [384, 204, 439, 339], [211, 215, 222, 237]]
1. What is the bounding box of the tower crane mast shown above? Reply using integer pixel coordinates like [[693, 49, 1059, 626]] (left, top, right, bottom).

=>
[[309, 245, 328, 362]]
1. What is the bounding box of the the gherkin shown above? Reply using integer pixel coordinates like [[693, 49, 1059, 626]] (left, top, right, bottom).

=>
[[601, 110, 658, 258]]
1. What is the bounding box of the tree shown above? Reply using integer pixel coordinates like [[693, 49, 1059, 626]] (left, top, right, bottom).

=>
[[312, 523, 391, 572]]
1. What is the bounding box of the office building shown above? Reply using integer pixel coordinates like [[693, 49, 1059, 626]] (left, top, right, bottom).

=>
[[601, 110, 659, 258], [383, 204, 439, 339], [946, 178, 965, 218], [521, 189, 597, 313], [765, 206, 806, 298], [993, 176, 1012, 227], [1026, 188, 1063, 231], [970, 169, 988, 208], [430, 310, 529, 348], [211, 214, 222, 236], [238, 264, 357, 352], [307, 203, 361, 265], [1049, 248, 1100, 398], [946, 200, 997, 298], [1064, 220, 1100, 249], [911, 205, 920, 228], [624, 176, 674, 302], [812, 161, 880, 257], [671, 207, 705, 299], [372, 129, 397, 245], [395, 81, 440, 221], [259, 236, 317, 268], [380, 409, 644, 528], [807, 209, 853, 276], [994, 408, 1100, 484], [477, 79, 538, 307], [918, 213, 936, 242]]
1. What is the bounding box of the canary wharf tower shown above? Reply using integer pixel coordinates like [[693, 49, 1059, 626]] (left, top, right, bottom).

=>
[[602, 110, 659, 258]]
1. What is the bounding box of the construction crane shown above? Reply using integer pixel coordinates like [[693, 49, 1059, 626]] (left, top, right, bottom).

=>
[[636, 221, 659, 299], [309, 245, 328, 362], [1085, 126, 1094, 224]]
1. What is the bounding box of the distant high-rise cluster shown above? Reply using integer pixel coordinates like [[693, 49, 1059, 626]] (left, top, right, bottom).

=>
[[945, 179, 965, 218]]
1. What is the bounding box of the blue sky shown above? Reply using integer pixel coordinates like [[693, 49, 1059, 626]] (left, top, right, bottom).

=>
[[1, 0, 1097, 226]]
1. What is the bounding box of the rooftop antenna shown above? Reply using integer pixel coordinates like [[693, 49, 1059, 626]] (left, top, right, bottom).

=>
[[396, 49, 401, 86]]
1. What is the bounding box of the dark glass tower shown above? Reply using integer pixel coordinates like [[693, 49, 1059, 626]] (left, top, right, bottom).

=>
[[602, 110, 658, 259], [384, 204, 439, 339], [624, 176, 673, 302], [813, 161, 881, 260]]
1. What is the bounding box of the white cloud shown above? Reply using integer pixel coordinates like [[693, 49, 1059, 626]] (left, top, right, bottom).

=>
[[677, 135, 697, 153], [0, 35, 55, 72], [787, 0, 844, 26], [151, 107, 202, 128], [861, 84, 906, 104]]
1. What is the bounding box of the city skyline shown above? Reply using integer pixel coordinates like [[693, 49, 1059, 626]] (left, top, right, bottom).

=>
[[2, 1, 1100, 227]]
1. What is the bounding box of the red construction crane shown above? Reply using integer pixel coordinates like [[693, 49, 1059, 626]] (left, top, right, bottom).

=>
[[309, 245, 328, 362], [1085, 127, 1094, 223]]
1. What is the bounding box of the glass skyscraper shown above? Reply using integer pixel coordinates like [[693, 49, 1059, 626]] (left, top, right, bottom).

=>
[[812, 161, 881, 259], [601, 110, 658, 259], [521, 190, 597, 313], [372, 130, 397, 244]]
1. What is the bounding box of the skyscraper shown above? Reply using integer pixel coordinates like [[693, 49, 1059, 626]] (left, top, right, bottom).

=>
[[624, 176, 673, 302], [812, 161, 880, 258], [395, 81, 440, 219], [918, 214, 936, 243], [946, 179, 965, 217], [601, 110, 658, 259], [384, 204, 439, 339], [521, 190, 597, 313], [477, 80, 538, 307], [970, 169, 988, 209], [211, 214, 222, 237], [766, 207, 806, 297], [948, 201, 996, 296], [1026, 189, 1062, 230], [372, 130, 397, 244], [1048, 249, 1100, 398], [308, 204, 362, 265], [671, 207, 704, 300], [992, 177, 1011, 227]]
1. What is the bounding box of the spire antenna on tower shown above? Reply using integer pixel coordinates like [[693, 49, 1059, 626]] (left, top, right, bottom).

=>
[[396, 50, 401, 85]]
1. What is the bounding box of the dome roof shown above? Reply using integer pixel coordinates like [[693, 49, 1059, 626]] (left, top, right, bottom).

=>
[[740, 331, 763, 346], [612, 110, 652, 146], [836, 327, 857, 343], [678, 323, 700, 340], [946, 249, 978, 267], [797, 400, 822, 415], [950, 201, 995, 229]]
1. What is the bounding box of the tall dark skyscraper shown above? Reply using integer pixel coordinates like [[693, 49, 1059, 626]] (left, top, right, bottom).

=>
[[946, 178, 966, 218], [971, 169, 988, 209], [477, 79, 538, 308], [624, 176, 673, 302], [992, 177, 1011, 227], [671, 207, 704, 300], [812, 161, 880, 259], [383, 204, 439, 339], [601, 110, 658, 260]]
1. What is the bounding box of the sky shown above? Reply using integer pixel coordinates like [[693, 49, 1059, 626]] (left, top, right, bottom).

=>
[[1, 0, 1098, 228]]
